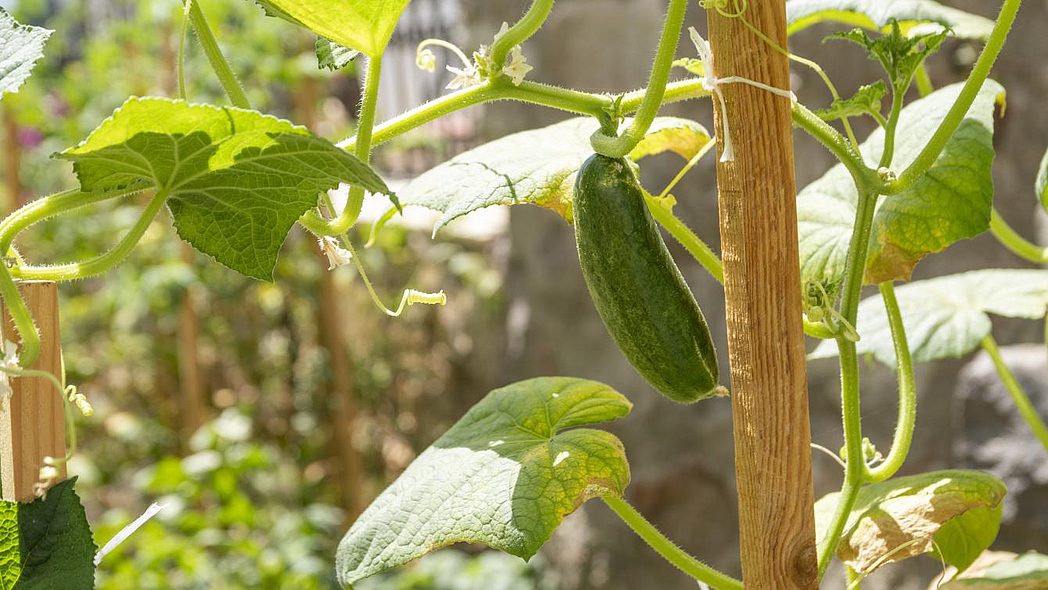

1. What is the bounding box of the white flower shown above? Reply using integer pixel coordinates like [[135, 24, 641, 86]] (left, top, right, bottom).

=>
[[416, 48, 437, 72], [445, 63, 482, 90], [318, 237, 353, 270], [502, 46, 532, 86]]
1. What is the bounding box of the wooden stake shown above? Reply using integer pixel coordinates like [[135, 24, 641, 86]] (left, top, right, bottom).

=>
[[706, 4, 819, 588], [0, 281, 65, 502]]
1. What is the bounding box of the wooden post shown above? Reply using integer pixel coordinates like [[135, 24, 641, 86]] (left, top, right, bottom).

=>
[[706, 4, 819, 589], [0, 281, 65, 502]]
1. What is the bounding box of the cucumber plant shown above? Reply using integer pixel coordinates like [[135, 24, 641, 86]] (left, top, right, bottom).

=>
[[1, 0, 1048, 588]]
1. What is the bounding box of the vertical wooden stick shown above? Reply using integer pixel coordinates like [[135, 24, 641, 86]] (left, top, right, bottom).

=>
[[0, 281, 65, 502], [706, 4, 819, 589]]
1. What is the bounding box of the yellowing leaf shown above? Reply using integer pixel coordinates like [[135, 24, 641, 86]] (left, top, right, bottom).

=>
[[254, 0, 410, 58]]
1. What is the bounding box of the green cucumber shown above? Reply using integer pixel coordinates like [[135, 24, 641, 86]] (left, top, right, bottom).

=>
[[574, 154, 719, 403]]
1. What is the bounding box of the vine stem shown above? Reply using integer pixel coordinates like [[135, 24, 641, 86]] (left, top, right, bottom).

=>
[[0, 264, 40, 365], [989, 208, 1048, 263], [791, 102, 874, 187], [885, 0, 1022, 195], [589, 0, 688, 157], [0, 187, 138, 255], [817, 188, 878, 577], [865, 281, 916, 482], [981, 334, 1048, 454], [488, 0, 554, 70], [183, 0, 250, 109], [602, 497, 743, 590]]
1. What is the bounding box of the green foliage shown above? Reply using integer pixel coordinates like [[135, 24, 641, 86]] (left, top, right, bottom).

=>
[[58, 97, 390, 280], [0, 7, 52, 98], [828, 21, 947, 90], [1038, 146, 1048, 213], [354, 551, 560, 590], [253, 0, 411, 58], [315, 38, 358, 71], [814, 470, 1006, 575], [336, 377, 632, 585], [941, 552, 1048, 588], [810, 270, 1048, 365], [393, 117, 709, 231], [798, 80, 1003, 286], [0, 478, 96, 590], [786, 0, 995, 41], [815, 81, 887, 122]]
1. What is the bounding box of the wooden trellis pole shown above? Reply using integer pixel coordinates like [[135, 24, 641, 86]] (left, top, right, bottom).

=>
[[706, 3, 819, 588], [0, 281, 65, 502]]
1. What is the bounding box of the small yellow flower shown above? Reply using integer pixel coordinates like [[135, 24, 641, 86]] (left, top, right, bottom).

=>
[[416, 48, 437, 72], [502, 46, 533, 86]]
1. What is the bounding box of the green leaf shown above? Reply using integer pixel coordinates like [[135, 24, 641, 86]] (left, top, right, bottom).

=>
[[1037, 146, 1048, 214], [828, 22, 947, 89], [815, 80, 888, 122], [57, 97, 390, 280], [396, 117, 710, 233], [940, 552, 1048, 589], [253, 0, 410, 58], [0, 478, 97, 590], [786, 0, 995, 41], [810, 269, 1048, 365], [0, 7, 53, 98], [336, 377, 632, 585], [814, 470, 1006, 575], [316, 37, 359, 71], [797, 80, 1004, 287]]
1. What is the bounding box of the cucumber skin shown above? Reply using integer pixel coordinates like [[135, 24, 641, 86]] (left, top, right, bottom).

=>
[[574, 154, 719, 403]]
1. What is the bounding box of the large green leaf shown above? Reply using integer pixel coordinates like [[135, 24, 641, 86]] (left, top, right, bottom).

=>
[[0, 7, 52, 98], [336, 377, 632, 586], [940, 552, 1048, 589], [814, 470, 1005, 575], [396, 117, 710, 235], [253, 0, 410, 58], [797, 80, 1004, 288], [0, 478, 96, 590], [785, 0, 995, 41], [1037, 146, 1048, 214], [57, 97, 390, 280], [810, 270, 1048, 365]]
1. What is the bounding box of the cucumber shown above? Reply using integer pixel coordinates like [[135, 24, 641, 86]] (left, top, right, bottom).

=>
[[573, 154, 719, 403]]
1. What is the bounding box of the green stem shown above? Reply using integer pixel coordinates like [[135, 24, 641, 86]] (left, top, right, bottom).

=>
[[817, 189, 878, 578], [866, 282, 916, 482], [792, 102, 875, 187], [619, 79, 710, 113], [885, 0, 1022, 195], [914, 64, 934, 97], [184, 0, 250, 109], [878, 86, 905, 170], [981, 334, 1048, 454], [989, 208, 1048, 263], [603, 497, 743, 590], [0, 188, 137, 255], [644, 196, 723, 284], [589, 0, 687, 157], [0, 263, 40, 365], [489, 0, 555, 70], [11, 190, 169, 281], [846, 566, 863, 589]]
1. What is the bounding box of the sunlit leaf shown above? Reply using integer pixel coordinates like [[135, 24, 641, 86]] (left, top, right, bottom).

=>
[[57, 97, 390, 280], [253, 0, 410, 58], [937, 551, 1048, 589], [810, 270, 1048, 365], [815, 81, 887, 122], [786, 0, 995, 41], [395, 117, 710, 233], [0, 479, 96, 589], [316, 37, 358, 71], [797, 80, 1004, 287], [0, 7, 52, 98], [336, 377, 632, 585], [814, 470, 1006, 575]]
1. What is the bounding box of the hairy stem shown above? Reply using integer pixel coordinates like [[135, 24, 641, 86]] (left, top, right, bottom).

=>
[[603, 497, 743, 590], [989, 208, 1048, 263], [489, 0, 555, 70], [866, 282, 916, 482], [0, 262, 40, 365], [817, 189, 878, 577], [792, 102, 874, 187], [590, 0, 688, 157], [0, 188, 137, 255], [885, 0, 1022, 195], [878, 86, 905, 170], [12, 190, 169, 281], [184, 0, 250, 109], [981, 334, 1048, 454]]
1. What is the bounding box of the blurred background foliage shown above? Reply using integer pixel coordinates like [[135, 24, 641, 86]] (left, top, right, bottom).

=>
[[1, 0, 526, 587]]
